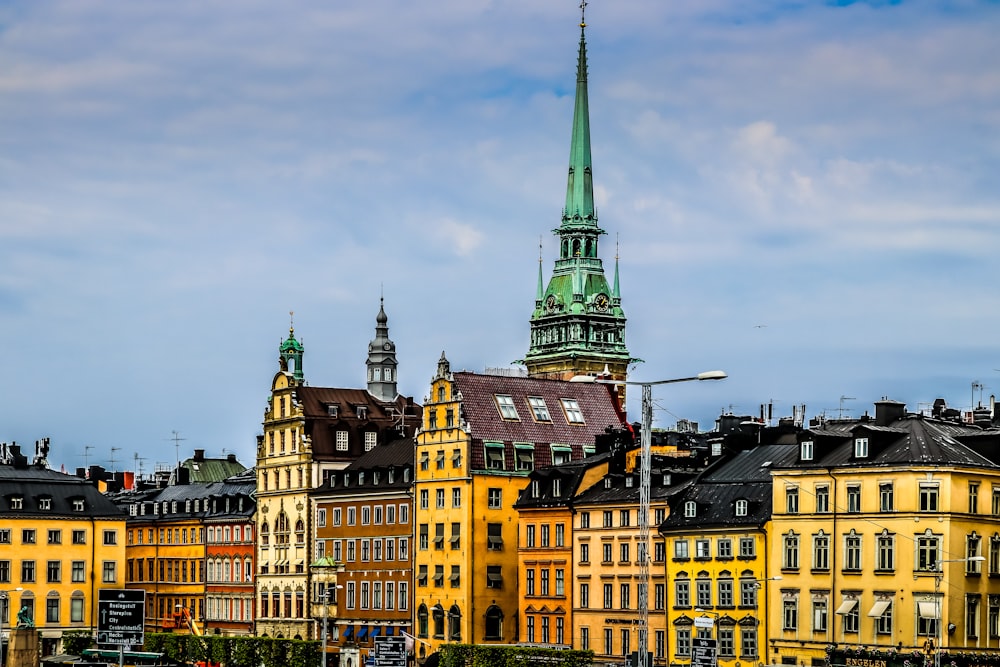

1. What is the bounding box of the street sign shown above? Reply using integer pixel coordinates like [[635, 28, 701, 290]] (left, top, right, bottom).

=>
[[372, 636, 406, 667], [97, 589, 146, 646], [694, 616, 716, 629], [692, 637, 718, 667]]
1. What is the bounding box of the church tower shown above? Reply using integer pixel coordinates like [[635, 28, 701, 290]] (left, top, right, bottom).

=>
[[523, 16, 631, 384], [366, 297, 399, 401], [279, 314, 305, 382]]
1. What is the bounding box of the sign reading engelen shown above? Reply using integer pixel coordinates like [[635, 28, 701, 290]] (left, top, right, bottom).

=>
[[97, 589, 146, 646]]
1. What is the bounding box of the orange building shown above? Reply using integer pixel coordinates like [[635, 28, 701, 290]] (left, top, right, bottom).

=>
[[204, 470, 256, 636]]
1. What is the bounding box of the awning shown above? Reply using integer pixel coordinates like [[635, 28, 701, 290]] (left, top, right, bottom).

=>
[[385, 627, 395, 636], [836, 599, 858, 615], [868, 600, 892, 618], [357, 627, 368, 639], [342, 626, 354, 639], [487, 572, 503, 583], [370, 627, 382, 637], [918, 601, 940, 620]]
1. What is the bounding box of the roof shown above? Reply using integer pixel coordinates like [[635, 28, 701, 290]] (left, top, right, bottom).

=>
[[453, 372, 625, 469], [513, 452, 610, 510], [294, 387, 421, 459], [0, 463, 125, 518], [179, 454, 246, 483], [313, 437, 414, 498]]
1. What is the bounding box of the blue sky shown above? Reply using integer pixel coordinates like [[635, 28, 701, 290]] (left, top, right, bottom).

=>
[[2, 1, 999, 472]]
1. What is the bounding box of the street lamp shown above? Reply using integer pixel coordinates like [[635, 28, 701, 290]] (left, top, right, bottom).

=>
[[310, 556, 344, 667], [1, 588, 24, 667], [577, 370, 728, 667], [933, 556, 985, 667]]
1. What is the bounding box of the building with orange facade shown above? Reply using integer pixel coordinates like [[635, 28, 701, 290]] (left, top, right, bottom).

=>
[[204, 469, 256, 636]]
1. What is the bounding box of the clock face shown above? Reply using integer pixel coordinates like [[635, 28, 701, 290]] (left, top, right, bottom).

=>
[[383, 342, 392, 351], [594, 293, 610, 312], [545, 294, 557, 312]]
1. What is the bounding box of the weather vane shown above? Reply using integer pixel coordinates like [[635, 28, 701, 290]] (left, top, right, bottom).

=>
[[580, 0, 588, 27]]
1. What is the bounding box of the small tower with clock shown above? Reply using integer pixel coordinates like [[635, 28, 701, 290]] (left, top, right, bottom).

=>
[[522, 15, 632, 389], [367, 297, 399, 402]]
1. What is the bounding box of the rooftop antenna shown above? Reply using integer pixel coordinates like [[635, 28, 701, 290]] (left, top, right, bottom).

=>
[[109, 447, 121, 475], [838, 396, 855, 420], [169, 431, 186, 469], [973, 381, 984, 409], [83, 445, 94, 469], [134, 452, 147, 478]]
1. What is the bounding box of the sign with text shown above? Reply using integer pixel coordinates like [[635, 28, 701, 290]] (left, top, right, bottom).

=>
[[372, 636, 406, 667], [97, 589, 145, 646], [692, 637, 718, 667]]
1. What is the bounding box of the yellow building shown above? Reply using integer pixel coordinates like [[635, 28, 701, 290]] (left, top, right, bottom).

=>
[[659, 443, 788, 667], [255, 311, 420, 639], [769, 401, 1000, 666], [412, 354, 625, 662], [0, 443, 126, 656]]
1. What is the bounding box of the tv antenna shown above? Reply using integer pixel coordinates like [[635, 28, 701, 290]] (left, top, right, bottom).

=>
[[838, 396, 855, 419], [83, 445, 94, 468], [169, 431, 186, 469], [109, 447, 121, 474]]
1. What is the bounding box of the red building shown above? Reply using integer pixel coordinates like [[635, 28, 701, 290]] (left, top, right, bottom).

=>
[[205, 470, 256, 635]]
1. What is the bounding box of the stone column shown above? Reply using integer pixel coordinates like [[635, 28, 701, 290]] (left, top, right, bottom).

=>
[[6, 629, 40, 667]]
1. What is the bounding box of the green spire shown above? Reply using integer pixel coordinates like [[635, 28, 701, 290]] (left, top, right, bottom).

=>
[[279, 311, 304, 382], [563, 25, 596, 228]]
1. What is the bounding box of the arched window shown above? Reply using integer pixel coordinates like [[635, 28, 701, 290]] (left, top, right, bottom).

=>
[[449, 605, 462, 641], [432, 604, 445, 639], [295, 518, 305, 544], [417, 604, 429, 638], [223, 558, 231, 582], [484, 605, 503, 640], [275, 512, 290, 545], [260, 522, 270, 546], [207, 560, 215, 582]]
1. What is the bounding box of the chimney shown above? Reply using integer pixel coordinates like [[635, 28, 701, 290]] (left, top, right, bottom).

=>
[[874, 399, 906, 427], [176, 466, 190, 485], [194, 449, 205, 462], [227, 454, 237, 463]]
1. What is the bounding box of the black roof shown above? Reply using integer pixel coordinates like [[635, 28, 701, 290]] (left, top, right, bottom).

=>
[[513, 452, 611, 510], [0, 463, 125, 518], [313, 437, 414, 497]]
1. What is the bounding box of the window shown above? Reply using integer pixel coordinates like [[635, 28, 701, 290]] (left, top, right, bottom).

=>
[[603, 511, 613, 527], [71, 596, 84, 623], [22, 560, 35, 582], [968, 533, 983, 573], [485, 444, 505, 470], [676, 629, 691, 657], [364, 431, 377, 451], [487, 523, 503, 550], [435, 450, 445, 469], [971, 482, 981, 513], [541, 524, 550, 547], [783, 531, 799, 569], [655, 541, 667, 562], [580, 543, 589, 562], [816, 486, 830, 513], [920, 484, 940, 511], [515, 445, 534, 471], [875, 600, 893, 635], [968, 596, 981, 639], [813, 598, 828, 632], [741, 627, 758, 658], [917, 533, 940, 572], [684, 501, 697, 518], [620, 542, 630, 563], [783, 598, 798, 630], [840, 596, 860, 634], [740, 580, 757, 607], [452, 488, 461, 508], [488, 488, 502, 509], [695, 539, 710, 559], [23, 530, 35, 544], [560, 398, 584, 423], [450, 523, 460, 550], [880, 482, 894, 512], [102, 561, 117, 583], [47, 560, 61, 582], [844, 532, 862, 571], [417, 565, 428, 587], [436, 489, 445, 509], [675, 540, 690, 559], [495, 395, 520, 419], [854, 437, 869, 458], [486, 566, 503, 589], [419, 489, 429, 510], [718, 579, 734, 607], [847, 485, 861, 513], [72, 561, 85, 583], [877, 531, 895, 571], [551, 444, 572, 465], [555, 523, 565, 546], [800, 440, 814, 461], [433, 565, 444, 587], [813, 532, 830, 570], [419, 525, 428, 550], [696, 578, 711, 607], [675, 579, 690, 607], [46, 596, 59, 623], [579, 511, 590, 528], [527, 396, 551, 421], [786, 487, 799, 514], [719, 627, 735, 657], [604, 583, 614, 609], [603, 543, 613, 563], [336, 430, 349, 451], [740, 537, 755, 558]]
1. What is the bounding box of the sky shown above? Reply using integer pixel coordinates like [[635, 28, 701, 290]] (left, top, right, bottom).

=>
[[2, 0, 999, 474]]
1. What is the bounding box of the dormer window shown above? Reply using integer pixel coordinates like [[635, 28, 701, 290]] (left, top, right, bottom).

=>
[[560, 398, 585, 424], [358, 472, 366, 486], [527, 397, 551, 422], [800, 440, 814, 461], [388, 469, 395, 484], [552, 478, 562, 497], [10, 496, 22, 510], [373, 471, 380, 486], [684, 501, 697, 518], [663, 474, 672, 486], [73, 499, 85, 512], [625, 476, 635, 488], [357, 405, 368, 420], [604, 477, 612, 489], [495, 395, 520, 420], [326, 404, 339, 417], [735, 499, 748, 517], [854, 437, 869, 458], [530, 480, 540, 498], [39, 497, 51, 510]]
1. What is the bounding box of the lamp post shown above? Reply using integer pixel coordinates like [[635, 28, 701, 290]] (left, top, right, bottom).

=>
[[578, 370, 728, 667], [1, 588, 24, 667], [753, 576, 781, 665], [310, 556, 344, 667], [933, 556, 985, 667]]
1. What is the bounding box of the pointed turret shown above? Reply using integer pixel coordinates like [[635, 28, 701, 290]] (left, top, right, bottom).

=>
[[279, 312, 304, 382], [366, 297, 399, 402], [523, 16, 631, 388]]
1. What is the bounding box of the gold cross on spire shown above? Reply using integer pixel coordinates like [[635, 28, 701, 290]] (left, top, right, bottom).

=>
[[580, 0, 588, 27]]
